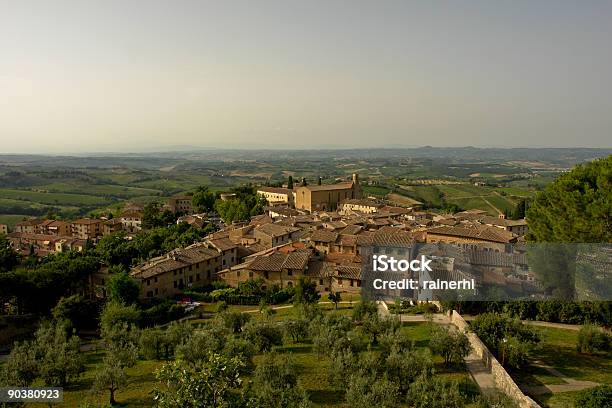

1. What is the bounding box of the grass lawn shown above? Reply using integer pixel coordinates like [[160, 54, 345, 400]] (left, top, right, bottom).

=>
[[535, 390, 584, 408], [514, 327, 612, 408], [26, 350, 163, 408], [532, 327, 612, 384]]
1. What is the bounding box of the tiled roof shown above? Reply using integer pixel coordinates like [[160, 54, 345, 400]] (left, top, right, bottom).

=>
[[340, 225, 363, 235], [73, 218, 103, 225], [298, 182, 354, 191], [131, 243, 220, 279], [310, 229, 338, 243], [427, 225, 516, 244], [335, 263, 362, 280], [248, 251, 310, 272], [254, 223, 300, 237], [207, 237, 238, 252], [306, 260, 335, 278]]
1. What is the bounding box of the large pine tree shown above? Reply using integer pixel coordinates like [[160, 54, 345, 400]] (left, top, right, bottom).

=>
[[527, 155, 611, 243]]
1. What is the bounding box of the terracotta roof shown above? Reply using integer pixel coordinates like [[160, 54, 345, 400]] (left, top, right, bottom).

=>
[[426, 225, 517, 244], [73, 218, 103, 225], [254, 223, 300, 237], [340, 225, 363, 235], [248, 251, 310, 272], [207, 237, 238, 252], [335, 263, 362, 280], [297, 182, 354, 192], [310, 229, 338, 243], [306, 260, 335, 278], [131, 243, 220, 279]]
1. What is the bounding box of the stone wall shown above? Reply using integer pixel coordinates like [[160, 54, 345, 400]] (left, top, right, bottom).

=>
[[450, 311, 541, 408]]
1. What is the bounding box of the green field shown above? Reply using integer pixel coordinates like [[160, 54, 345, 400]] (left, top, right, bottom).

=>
[[0, 188, 112, 207], [395, 183, 534, 215]]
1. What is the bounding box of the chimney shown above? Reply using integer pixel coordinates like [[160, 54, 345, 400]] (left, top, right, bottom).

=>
[[498, 213, 506, 219]]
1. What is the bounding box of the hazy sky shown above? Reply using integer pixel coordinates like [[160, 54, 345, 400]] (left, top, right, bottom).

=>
[[1, 0, 611, 153]]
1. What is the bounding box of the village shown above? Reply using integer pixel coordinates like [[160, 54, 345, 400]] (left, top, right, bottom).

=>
[[2, 172, 533, 303]]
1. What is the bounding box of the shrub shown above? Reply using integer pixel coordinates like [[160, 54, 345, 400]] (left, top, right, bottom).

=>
[[577, 324, 611, 353], [575, 384, 612, 408]]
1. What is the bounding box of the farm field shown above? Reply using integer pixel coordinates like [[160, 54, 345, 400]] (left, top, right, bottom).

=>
[[1, 148, 602, 223]]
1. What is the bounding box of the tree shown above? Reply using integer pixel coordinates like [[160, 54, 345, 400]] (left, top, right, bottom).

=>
[[219, 311, 251, 334], [100, 301, 141, 333], [527, 155, 612, 243], [0, 234, 18, 272], [428, 326, 471, 366], [406, 374, 464, 408], [249, 352, 311, 408], [192, 186, 216, 213], [93, 355, 127, 406], [328, 292, 341, 309], [153, 353, 245, 408], [352, 300, 378, 322], [33, 321, 84, 387], [52, 294, 100, 331], [0, 341, 38, 387], [470, 313, 540, 369], [142, 202, 164, 229], [242, 320, 283, 352], [293, 277, 320, 305], [283, 317, 310, 343], [345, 374, 400, 408], [287, 176, 294, 190], [106, 268, 140, 304]]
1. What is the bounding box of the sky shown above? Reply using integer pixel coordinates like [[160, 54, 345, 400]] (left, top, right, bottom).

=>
[[1, 0, 611, 153]]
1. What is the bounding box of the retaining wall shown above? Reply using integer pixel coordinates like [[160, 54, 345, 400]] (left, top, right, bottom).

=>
[[450, 310, 541, 408]]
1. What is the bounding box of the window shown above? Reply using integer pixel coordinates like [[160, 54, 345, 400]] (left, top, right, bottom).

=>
[[287, 270, 293, 276], [236, 271, 241, 278], [189, 265, 192, 271], [319, 279, 323, 285], [154, 277, 158, 283], [287, 281, 293, 287], [264, 272, 269, 279], [207, 271, 211, 279], [223, 259, 226, 265], [338, 278, 343, 285], [147, 279, 150, 286], [173, 281, 177, 288], [357, 280, 361, 287], [196, 273, 200, 281], [174, 270, 177, 276], [249, 271, 253, 278], [350, 280, 354, 286], [154, 288, 158, 295], [189, 276, 193, 283]]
